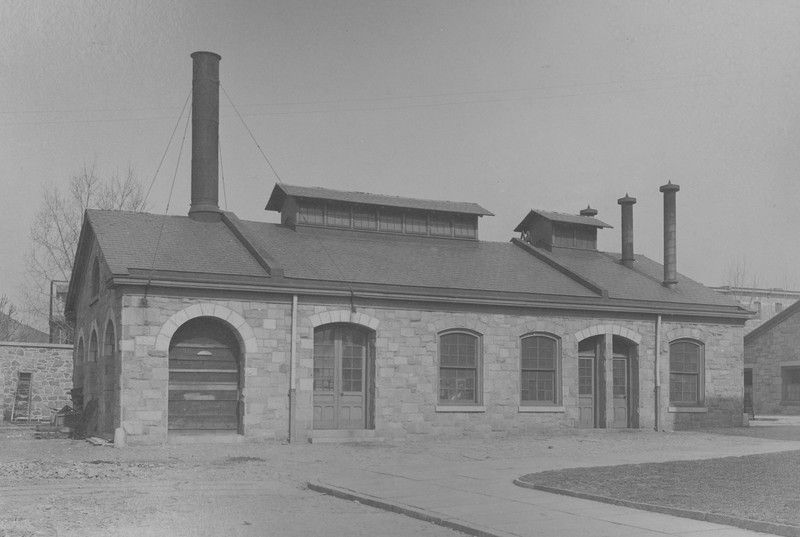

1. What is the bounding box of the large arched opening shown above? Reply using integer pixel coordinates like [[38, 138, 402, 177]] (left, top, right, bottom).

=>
[[168, 317, 242, 434]]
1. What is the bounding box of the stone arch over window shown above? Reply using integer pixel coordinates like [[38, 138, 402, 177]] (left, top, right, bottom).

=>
[[573, 324, 642, 345], [664, 327, 705, 343], [430, 317, 490, 336], [154, 303, 257, 354], [308, 310, 379, 331]]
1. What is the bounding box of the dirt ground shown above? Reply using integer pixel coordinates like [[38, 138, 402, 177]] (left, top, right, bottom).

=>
[[2, 423, 799, 537]]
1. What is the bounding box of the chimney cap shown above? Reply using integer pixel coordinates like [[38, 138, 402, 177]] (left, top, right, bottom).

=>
[[617, 193, 637, 205], [191, 50, 222, 61], [660, 181, 680, 193], [579, 206, 598, 217]]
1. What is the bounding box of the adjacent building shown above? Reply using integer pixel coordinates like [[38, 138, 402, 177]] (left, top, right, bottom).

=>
[[744, 300, 800, 415], [64, 52, 752, 444]]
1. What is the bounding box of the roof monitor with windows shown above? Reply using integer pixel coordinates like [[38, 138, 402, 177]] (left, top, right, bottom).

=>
[[514, 209, 612, 251], [265, 184, 494, 240]]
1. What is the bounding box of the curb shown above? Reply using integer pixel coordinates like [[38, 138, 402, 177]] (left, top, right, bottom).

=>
[[513, 478, 800, 537], [307, 481, 510, 537]]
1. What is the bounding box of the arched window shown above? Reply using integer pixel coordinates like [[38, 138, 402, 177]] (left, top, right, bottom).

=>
[[89, 330, 99, 363], [520, 334, 560, 405], [103, 320, 115, 361], [438, 330, 482, 405], [669, 339, 704, 406]]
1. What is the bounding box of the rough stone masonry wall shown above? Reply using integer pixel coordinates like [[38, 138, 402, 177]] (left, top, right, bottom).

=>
[[745, 311, 800, 415], [295, 304, 745, 438], [0, 342, 73, 422], [117, 292, 745, 443]]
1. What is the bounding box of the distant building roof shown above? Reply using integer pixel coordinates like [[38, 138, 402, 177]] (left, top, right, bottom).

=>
[[265, 184, 494, 216]]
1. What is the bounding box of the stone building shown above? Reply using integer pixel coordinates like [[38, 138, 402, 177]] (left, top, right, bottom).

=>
[[744, 300, 800, 415], [65, 52, 751, 444]]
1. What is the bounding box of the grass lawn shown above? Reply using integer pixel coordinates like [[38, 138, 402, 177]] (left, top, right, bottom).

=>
[[518, 425, 800, 528]]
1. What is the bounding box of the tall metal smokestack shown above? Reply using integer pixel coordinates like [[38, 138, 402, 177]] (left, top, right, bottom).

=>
[[189, 51, 222, 222], [660, 182, 680, 287], [617, 194, 636, 268]]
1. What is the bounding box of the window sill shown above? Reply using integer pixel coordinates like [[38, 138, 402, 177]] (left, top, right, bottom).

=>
[[435, 405, 486, 413], [518, 405, 565, 413], [780, 401, 800, 406], [668, 406, 707, 413]]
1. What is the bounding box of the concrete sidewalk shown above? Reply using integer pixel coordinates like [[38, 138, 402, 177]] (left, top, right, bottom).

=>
[[310, 433, 799, 537]]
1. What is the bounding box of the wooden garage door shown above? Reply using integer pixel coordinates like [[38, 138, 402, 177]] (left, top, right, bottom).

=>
[[169, 318, 240, 432]]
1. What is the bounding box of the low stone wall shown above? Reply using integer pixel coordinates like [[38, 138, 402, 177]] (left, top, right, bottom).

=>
[[0, 341, 73, 422]]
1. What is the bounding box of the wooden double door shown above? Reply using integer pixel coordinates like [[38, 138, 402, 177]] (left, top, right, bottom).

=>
[[578, 336, 638, 429], [313, 325, 374, 430]]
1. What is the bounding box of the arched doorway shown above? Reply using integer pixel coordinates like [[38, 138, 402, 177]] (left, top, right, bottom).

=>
[[168, 317, 242, 433], [313, 324, 375, 430]]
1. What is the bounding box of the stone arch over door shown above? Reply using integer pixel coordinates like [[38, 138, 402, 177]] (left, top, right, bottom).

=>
[[574, 325, 642, 429], [155, 304, 257, 354]]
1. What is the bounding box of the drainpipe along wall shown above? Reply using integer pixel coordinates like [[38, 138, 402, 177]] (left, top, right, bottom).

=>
[[288, 295, 298, 443], [655, 314, 662, 431]]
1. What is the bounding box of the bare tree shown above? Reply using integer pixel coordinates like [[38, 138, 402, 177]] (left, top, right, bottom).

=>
[[21, 162, 148, 339], [0, 295, 22, 341]]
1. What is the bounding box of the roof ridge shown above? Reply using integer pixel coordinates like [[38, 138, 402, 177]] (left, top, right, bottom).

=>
[[511, 238, 607, 298], [221, 212, 284, 278]]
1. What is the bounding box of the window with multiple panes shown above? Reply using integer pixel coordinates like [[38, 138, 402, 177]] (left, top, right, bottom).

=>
[[669, 339, 704, 406], [326, 204, 351, 228], [405, 211, 427, 234], [439, 331, 481, 404], [453, 215, 477, 238], [379, 209, 403, 232], [297, 201, 325, 225], [353, 207, 378, 230], [782, 367, 800, 403], [520, 334, 560, 405], [429, 213, 452, 236]]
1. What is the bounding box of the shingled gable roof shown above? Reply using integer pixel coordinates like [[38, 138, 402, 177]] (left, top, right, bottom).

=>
[[65, 204, 750, 319], [514, 209, 612, 232], [265, 183, 495, 216]]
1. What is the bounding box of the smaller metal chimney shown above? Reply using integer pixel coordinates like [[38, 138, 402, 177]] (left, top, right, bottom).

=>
[[617, 194, 636, 268], [189, 51, 222, 223], [660, 182, 680, 287], [579, 206, 598, 217]]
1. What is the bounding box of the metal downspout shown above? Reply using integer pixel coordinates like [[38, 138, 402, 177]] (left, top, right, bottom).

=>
[[288, 295, 298, 443], [655, 314, 662, 431]]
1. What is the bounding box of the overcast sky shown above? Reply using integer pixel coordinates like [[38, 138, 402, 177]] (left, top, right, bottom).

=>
[[3, 1, 800, 308]]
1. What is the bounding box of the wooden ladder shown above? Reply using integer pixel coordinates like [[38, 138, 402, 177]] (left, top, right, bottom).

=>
[[11, 372, 33, 423]]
